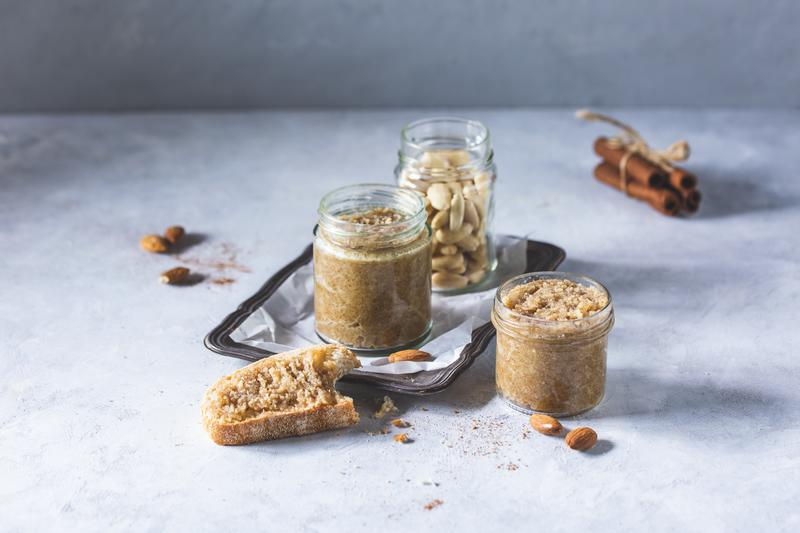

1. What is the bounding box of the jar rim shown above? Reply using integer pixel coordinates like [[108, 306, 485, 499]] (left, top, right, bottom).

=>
[[317, 183, 428, 247], [493, 272, 613, 327], [401, 116, 491, 151]]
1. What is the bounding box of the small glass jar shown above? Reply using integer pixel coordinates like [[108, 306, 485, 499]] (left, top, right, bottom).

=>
[[313, 184, 432, 353], [395, 117, 497, 293], [491, 272, 614, 416]]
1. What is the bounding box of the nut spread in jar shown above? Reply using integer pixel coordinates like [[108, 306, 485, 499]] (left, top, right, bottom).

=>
[[492, 272, 614, 416], [313, 185, 432, 352]]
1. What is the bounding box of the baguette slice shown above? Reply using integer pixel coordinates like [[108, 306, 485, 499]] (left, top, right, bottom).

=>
[[202, 344, 360, 445]]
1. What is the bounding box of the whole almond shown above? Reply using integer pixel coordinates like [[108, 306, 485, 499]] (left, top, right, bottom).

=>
[[432, 272, 468, 289], [427, 183, 452, 211], [529, 414, 563, 436], [159, 266, 190, 285], [432, 253, 465, 272], [388, 349, 432, 363], [140, 234, 169, 253], [435, 223, 473, 245], [565, 427, 597, 451], [431, 208, 450, 230], [449, 190, 465, 231], [164, 225, 185, 244]]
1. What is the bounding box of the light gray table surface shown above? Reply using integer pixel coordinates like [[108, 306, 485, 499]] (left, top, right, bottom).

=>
[[1, 110, 798, 532]]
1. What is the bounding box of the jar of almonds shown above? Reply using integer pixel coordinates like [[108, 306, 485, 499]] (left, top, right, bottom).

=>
[[396, 117, 497, 292]]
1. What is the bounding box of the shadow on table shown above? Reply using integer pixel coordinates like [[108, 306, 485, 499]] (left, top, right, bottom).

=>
[[589, 368, 781, 425], [688, 164, 797, 219]]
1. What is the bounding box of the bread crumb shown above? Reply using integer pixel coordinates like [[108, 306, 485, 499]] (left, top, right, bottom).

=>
[[390, 418, 410, 428], [374, 396, 398, 419]]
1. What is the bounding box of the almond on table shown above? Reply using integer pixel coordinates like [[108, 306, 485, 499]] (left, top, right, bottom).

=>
[[565, 427, 598, 451], [529, 414, 563, 436], [159, 266, 190, 285], [140, 234, 169, 253], [164, 225, 185, 244]]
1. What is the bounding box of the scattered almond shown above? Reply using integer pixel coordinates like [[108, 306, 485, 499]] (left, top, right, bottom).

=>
[[387, 349, 432, 363], [424, 499, 443, 510], [390, 418, 410, 428], [394, 433, 410, 443], [565, 427, 597, 451], [159, 266, 190, 285], [164, 225, 185, 244], [529, 414, 563, 436], [140, 234, 169, 253]]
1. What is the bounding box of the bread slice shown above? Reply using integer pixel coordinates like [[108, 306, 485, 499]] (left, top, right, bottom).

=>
[[202, 344, 360, 445]]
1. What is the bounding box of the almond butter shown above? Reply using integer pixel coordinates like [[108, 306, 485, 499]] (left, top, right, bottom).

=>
[[529, 414, 563, 436], [388, 349, 432, 363], [159, 266, 190, 285], [140, 234, 169, 253], [164, 225, 185, 244], [565, 427, 597, 451]]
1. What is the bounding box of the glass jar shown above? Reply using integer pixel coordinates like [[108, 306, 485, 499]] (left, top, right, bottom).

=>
[[313, 184, 432, 353], [395, 117, 497, 293], [491, 272, 614, 416]]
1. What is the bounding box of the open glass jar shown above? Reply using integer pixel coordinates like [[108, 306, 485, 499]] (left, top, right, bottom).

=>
[[313, 184, 432, 353], [395, 117, 497, 292], [492, 272, 614, 416]]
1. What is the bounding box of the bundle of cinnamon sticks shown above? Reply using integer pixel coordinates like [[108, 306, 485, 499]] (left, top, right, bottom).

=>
[[592, 137, 701, 216]]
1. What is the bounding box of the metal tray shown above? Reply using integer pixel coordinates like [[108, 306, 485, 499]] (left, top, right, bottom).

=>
[[204, 239, 565, 395]]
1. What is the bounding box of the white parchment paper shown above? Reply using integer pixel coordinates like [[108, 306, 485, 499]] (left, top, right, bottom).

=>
[[231, 234, 528, 374]]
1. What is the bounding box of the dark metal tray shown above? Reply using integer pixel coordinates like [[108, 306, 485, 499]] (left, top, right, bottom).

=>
[[204, 239, 565, 395]]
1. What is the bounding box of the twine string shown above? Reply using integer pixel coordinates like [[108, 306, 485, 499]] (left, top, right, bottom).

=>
[[576, 109, 691, 193]]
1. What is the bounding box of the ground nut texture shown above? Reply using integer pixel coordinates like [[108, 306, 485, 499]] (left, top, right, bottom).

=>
[[494, 278, 612, 416], [314, 220, 432, 350], [340, 207, 407, 225], [502, 279, 608, 321], [495, 332, 608, 416]]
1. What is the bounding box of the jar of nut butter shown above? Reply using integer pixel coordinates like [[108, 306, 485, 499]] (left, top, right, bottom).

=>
[[396, 117, 497, 292], [313, 184, 432, 353], [492, 272, 614, 416]]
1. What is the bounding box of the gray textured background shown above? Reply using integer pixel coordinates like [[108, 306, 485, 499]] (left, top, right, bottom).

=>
[[1, 0, 799, 112]]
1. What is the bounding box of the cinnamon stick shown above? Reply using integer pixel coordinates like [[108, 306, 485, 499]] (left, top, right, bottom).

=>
[[594, 162, 681, 216], [593, 137, 668, 189], [669, 167, 698, 190], [680, 188, 702, 213]]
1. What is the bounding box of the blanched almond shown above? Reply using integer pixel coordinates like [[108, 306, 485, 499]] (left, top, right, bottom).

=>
[[431, 208, 450, 229], [427, 183, 452, 211], [432, 253, 465, 272], [432, 272, 468, 289], [463, 198, 480, 227], [435, 223, 473, 245], [449, 191, 464, 231], [457, 234, 480, 252]]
